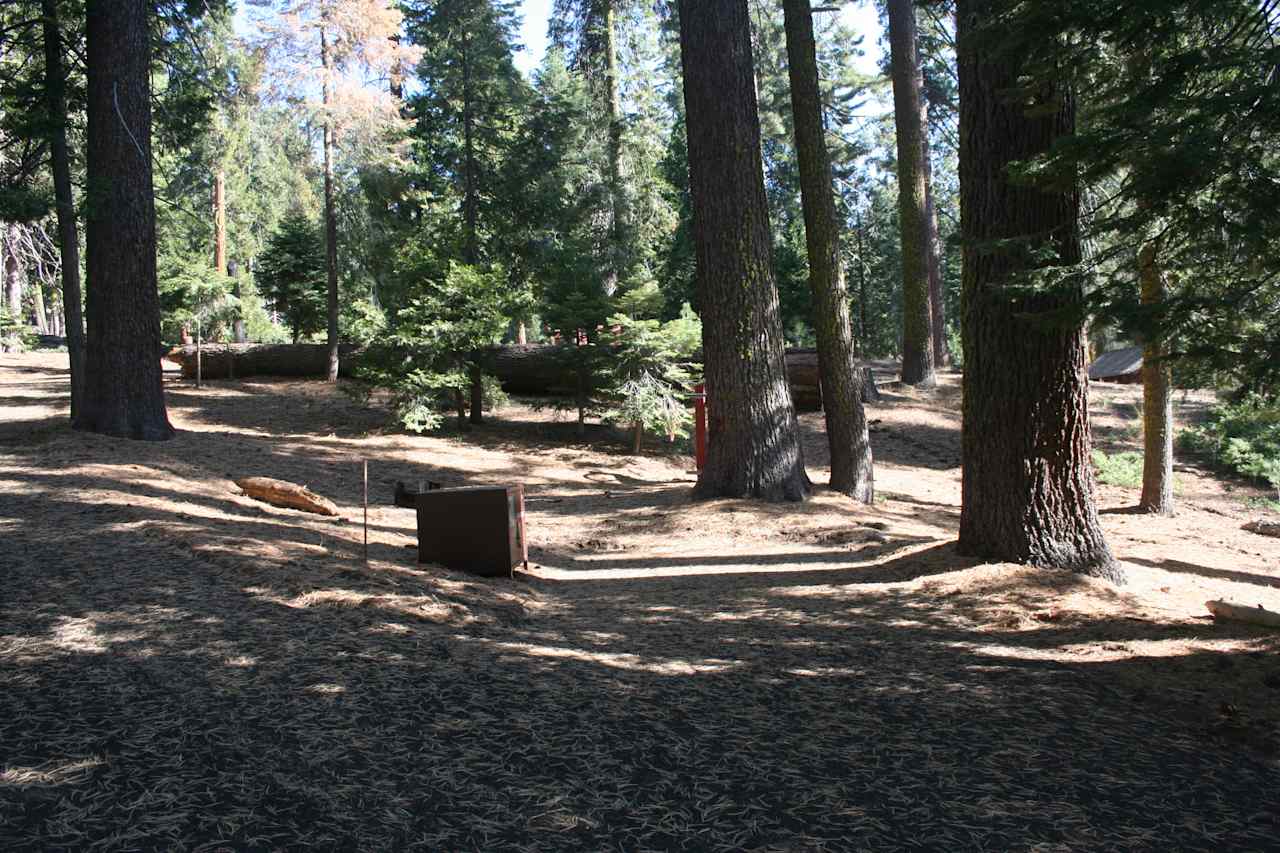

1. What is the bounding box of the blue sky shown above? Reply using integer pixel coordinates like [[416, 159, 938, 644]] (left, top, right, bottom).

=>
[[512, 1, 885, 78]]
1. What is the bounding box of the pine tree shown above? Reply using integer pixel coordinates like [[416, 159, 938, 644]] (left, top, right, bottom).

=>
[[782, 0, 873, 502], [77, 0, 174, 440], [257, 211, 328, 344], [249, 0, 418, 381], [678, 0, 809, 502], [887, 0, 935, 388], [955, 0, 1118, 579]]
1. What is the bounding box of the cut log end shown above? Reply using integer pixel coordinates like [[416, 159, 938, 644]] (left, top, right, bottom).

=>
[[1205, 599, 1280, 630], [235, 476, 339, 517]]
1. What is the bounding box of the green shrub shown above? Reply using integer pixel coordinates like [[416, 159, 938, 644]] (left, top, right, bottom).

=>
[[601, 304, 701, 453], [1091, 449, 1145, 488], [1178, 397, 1280, 497]]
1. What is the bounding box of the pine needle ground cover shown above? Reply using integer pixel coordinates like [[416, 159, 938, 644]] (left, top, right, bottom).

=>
[[1, 352, 1278, 851]]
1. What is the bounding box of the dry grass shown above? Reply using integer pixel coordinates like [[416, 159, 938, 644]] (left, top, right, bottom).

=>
[[1, 352, 1278, 851]]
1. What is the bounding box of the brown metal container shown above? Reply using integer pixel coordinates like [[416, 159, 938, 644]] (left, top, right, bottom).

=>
[[411, 485, 527, 578]]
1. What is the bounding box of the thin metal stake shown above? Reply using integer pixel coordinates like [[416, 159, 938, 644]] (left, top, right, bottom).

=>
[[363, 459, 369, 563]]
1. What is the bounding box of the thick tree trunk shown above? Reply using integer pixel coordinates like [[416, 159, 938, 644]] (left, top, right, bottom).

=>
[[955, 0, 1117, 579], [887, 0, 935, 388], [678, 0, 809, 502], [78, 0, 173, 440], [782, 0, 873, 502], [1139, 240, 1174, 515], [321, 25, 340, 383], [602, 0, 625, 298]]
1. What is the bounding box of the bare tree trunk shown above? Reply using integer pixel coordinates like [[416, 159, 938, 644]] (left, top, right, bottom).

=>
[[229, 258, 246, 343], [1139, 240, 1174, 514], [460, 29, 485, 422], [32, 282, 48, 334], [921, 93, 947, 367], [602, 0, 625, 298], [213, 168, 227, 275], [782, 0, 874, 502], [678, 0, 810, 502], [955, 0, 1117, 579], [887, 0, 935, 388], [78, 0, 174, 440], [4, 225, 22, 322], [321, 24, 340, 383]]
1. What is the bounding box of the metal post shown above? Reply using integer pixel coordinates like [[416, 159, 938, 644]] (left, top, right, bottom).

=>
[[363, 459, 369, 563]]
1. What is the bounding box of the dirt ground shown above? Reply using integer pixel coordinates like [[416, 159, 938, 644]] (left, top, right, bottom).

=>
[[2, 350, 1278, 850]]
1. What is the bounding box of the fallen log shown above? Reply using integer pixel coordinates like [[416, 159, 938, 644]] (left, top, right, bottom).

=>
[[166, 343, 363, 380], [1243, 520, 1280, 539], [1205, 599, 1280, 630], [235, 477, 339, 516], [168, 341, 881, 410]]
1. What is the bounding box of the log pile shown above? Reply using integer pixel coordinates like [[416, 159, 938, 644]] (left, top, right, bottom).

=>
[[169, 342, 882, 409]]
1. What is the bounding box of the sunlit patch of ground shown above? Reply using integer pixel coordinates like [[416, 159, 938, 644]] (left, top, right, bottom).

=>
[[1, 351, 1278, 850]]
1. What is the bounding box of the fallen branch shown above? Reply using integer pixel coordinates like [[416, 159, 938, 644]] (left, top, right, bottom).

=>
[[235, 477, 339, 517], [1205, 599, 1280, 630], [1242, 520, 1280, 539]]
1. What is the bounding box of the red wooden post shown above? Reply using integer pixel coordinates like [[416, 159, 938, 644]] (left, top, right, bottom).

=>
[[693, 382, 707, 471]]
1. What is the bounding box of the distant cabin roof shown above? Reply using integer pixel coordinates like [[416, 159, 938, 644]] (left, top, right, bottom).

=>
[[1089, 346, 1143, 380]]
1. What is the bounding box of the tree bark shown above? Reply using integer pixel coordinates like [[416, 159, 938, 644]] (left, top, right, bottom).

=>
[[921, 88, 947, 367], [461, 29, 479, 266], [678, 0, 810, 502], [3, 226, 21, 323], [213, 168, 227, 275], [460, 29, 486, 422], [1139, 239, 1174, 514], [602, 0, 625, 298], [782, 0, 873, 502], [955, 0, 1117, 579], [887, 0, 935, 388], [32, 282, 48, 334], [320, 24, 340, 383], [229, 258, 246, 343], [78, 0, 174, 440]]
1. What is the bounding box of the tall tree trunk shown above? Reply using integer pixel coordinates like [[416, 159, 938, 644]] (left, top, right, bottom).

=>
[[921, 92, 947, 367], [32, 282, 48, 334], [78, 0, 174, 440], [321, 25, 340, 383], [678, 0, 810, 502], [955, 0, 1117, 579], [229, 258, 246, 343], [1139, 239, 1174, 515], [855, 213, 868, 353], [3, 226, 21, 322], [461, 30, 479, 266], [460, 30, 485, 423], [213, 168, 227, 275], [887, 0, 935, 387], [782, 0, 873, 502], [602, 0, 625, 298]]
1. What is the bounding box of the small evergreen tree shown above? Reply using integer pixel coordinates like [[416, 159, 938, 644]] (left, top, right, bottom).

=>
[[359, 259, 518, 431], [602, 304, 701, 453], [256, 211, 327, 343]]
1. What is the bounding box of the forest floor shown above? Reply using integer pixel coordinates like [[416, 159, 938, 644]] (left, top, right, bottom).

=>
[[2, 350, 1279, 850]]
